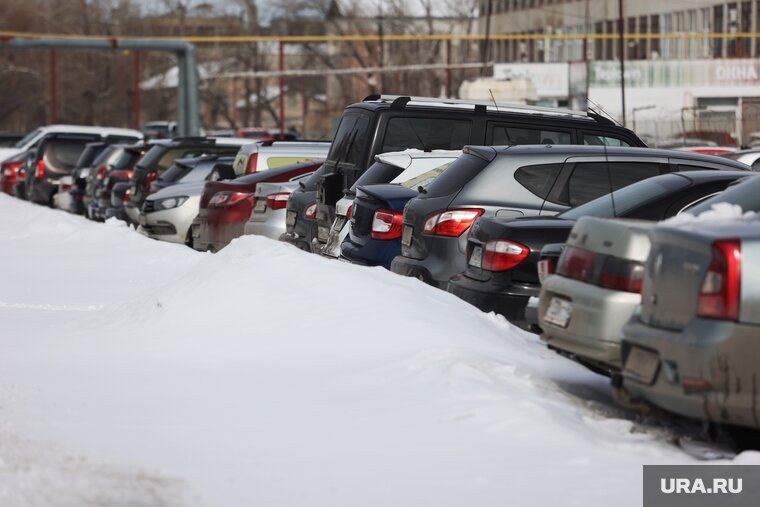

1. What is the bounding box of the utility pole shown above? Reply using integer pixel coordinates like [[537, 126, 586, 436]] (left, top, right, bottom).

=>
[[618, 0, 627, 126], [481, 0, 493, 76]]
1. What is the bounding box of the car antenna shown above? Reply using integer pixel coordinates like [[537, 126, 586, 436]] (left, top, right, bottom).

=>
[[587, 98, 624, 128], [489, 89, 500, 112], [604, 144, 618, 217]]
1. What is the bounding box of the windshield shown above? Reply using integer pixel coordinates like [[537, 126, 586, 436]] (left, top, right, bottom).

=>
[[400, 162, 452, 190], [559, 174, 687, 220], [686, 174, 760, 214], [14, 128, 41, 148]]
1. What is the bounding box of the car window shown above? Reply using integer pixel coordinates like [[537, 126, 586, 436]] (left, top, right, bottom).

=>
[[381, 117, 471, 153], [353, 161, 405, 190], [265, 156, 322, 169], [565, 161, 662, 207], [583, 134, 632, 147], [423, 154, 489, 197], [559, 173, 688, 220], [159, 162, 193, 182], [399, 162, 452, 190], [686, 175, 760, 214], [514, 163, 562, 199], [44, 140, 90, 171], [327, 114, 371, 167], [489, 124, 571, 145]]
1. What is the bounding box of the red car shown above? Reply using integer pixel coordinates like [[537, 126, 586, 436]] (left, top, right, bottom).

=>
[[192, 160, 323, 252], [0, 150, 29, 195]]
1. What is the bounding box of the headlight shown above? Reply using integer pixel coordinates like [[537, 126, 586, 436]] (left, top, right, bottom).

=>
[[156, 196, 189, 210]]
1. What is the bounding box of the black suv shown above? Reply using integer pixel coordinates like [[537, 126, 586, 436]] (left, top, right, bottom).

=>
[[123, 137, 250, 225], [310, 95, 647, 253]]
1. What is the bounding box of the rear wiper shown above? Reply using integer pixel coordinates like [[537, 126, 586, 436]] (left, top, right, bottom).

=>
[[406, 118, 430, 152]]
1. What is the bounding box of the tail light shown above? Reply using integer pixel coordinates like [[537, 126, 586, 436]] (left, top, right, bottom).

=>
[[481, 240, 529, 272], [96, 165, 107, 180], [35, 160, 45, 179], [598, 256, 644, 294], [266, 192, 291, 210], [345, 204, 353, 221], [371, 209, 403, 240], [305, 202, 317, 219], [423, 208, 484, 237], [122, 190, 131, 203], [1, 159, 22, 178], [61, 183, 72, 192], [245, 153, 259, 174], [556, 246, 596, 283], [697, 239, 741, 321], [537, 258, 556, 284], [209, 191, 250, 207]]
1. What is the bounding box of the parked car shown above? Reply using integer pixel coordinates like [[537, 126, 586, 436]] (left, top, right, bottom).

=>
[[0, 149, 30, 195], [338, 150, 462, 267], [279, 165, 326, 252], [721, 147, 760, 171], [618, 215, 760, 431], [230, 140, 329, 175], [192, 160, 324, 252], [312, 94, 647, 255], [66, 141, 115, 214], [139, 158, 237, 246], [141, 121, 177, 140], [124, 136, 253, 225], [25, 132, 142, 206], [87, 143, 152, 221], [148, 153, 237, 195], [105, 181, 132, 222], [243, 173, 319, 240], [393, 145, 749, 291], [446, 162, 751, 328]]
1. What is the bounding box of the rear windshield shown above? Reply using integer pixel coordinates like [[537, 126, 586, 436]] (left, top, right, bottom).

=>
[[300, 164, 326, 191], [90, 145, 120, 168], [75, 144, 107, 169], [686, 174, 760, 214], [559, 174, 688, 220], [422, 154, 490, 198], [139, 145, 235, 174], [158, 162, 195, 182], [43, 140, 91, 171], [111, 149, 141, 171], [352, 162, 406, 191], [400, 163, 452, 190]]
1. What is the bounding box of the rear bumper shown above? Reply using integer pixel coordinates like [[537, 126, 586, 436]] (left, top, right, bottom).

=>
[[390, 255, 440, 288], [447, 273, 537, 328], [341, 237, 399, 269], [279, 232, 313, 252], [620, 316, 760, 430], [244, 209, 286, 240]]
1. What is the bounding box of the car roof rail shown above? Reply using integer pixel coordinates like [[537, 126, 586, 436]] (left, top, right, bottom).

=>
[[364, 94, 590, 119]]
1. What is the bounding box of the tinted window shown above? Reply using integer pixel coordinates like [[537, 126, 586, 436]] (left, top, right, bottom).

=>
[[559, 174, 688, 220], [514, 164, 562, 199], [490, 125, 571, 145], [424, 154, 490, 198], [583, 134, 631, 147], [300, 164, 326, 191], [111, 149, 141, 171], [566, 161, 662, 206], [75, 144, 107, 169], [326, 114, 371, 167], [43, 140, 90, 171], [400, 163, 452, 190], [381, 117, 471, 153], [265, 156, 322, 169], [159, 162, 194, 182], [353, 162, 405, 190], [686, 175, 760, 214]]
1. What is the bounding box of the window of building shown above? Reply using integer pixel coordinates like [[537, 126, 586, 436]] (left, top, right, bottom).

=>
[[605, 20, 615, 59], [638, 16, 648, 59], [650, 14, 660, 58], [741, 1, 751, 56], [714, 4, 725, 58]]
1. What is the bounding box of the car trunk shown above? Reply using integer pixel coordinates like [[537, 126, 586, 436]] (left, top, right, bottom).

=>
[[351, 184, 418, 247]]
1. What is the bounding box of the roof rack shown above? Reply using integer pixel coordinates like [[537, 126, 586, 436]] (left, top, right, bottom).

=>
[[362, 94, 590, 120]]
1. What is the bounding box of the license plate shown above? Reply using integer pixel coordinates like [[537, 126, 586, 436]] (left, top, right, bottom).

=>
[[401, 225, 413, 247], [286, 210, 296, 226], [543, 297, 573, 328], [537, 259, 551, 284], [623, 346, 660, 385], [469, 246, 483, 268], [254, 199, 266, 213], [138, 214, 147, 227]]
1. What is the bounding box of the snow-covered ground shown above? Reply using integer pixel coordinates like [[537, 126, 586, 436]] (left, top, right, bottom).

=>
[[0, 193, 757, 507]]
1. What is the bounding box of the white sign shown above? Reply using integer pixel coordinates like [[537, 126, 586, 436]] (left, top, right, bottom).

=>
[[493, 63, 569, 98]]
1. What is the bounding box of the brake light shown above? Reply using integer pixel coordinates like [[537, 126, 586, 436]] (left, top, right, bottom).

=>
[[481, 240, 529, 272], [423, 209, 484, 237], [556, 246, 595, 283], [209, 191, 250, 207], [245, 153, 259, 174], [122, 190, 130, 203], [345, 204, 353, 221], [96, 166, 107, 180], [537, 258, 556, 284], [371, 209, 403, 240], [35, 160, 45, 179], [598, 256, 644, 294], [697, 239, 741, 321], [266, 192, 291, 210], [305, 202, 317, 219], [1, 159, 22, 180]]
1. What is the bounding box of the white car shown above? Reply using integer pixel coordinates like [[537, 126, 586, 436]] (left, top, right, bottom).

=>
[[243, 177, 312, 240], [321, 149, 462, 259], [0, 124, 143, 163]]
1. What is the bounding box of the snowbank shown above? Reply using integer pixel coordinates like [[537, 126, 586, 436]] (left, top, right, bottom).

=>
[[0, 194, 757, 507], [663, 201, 758, 226]]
